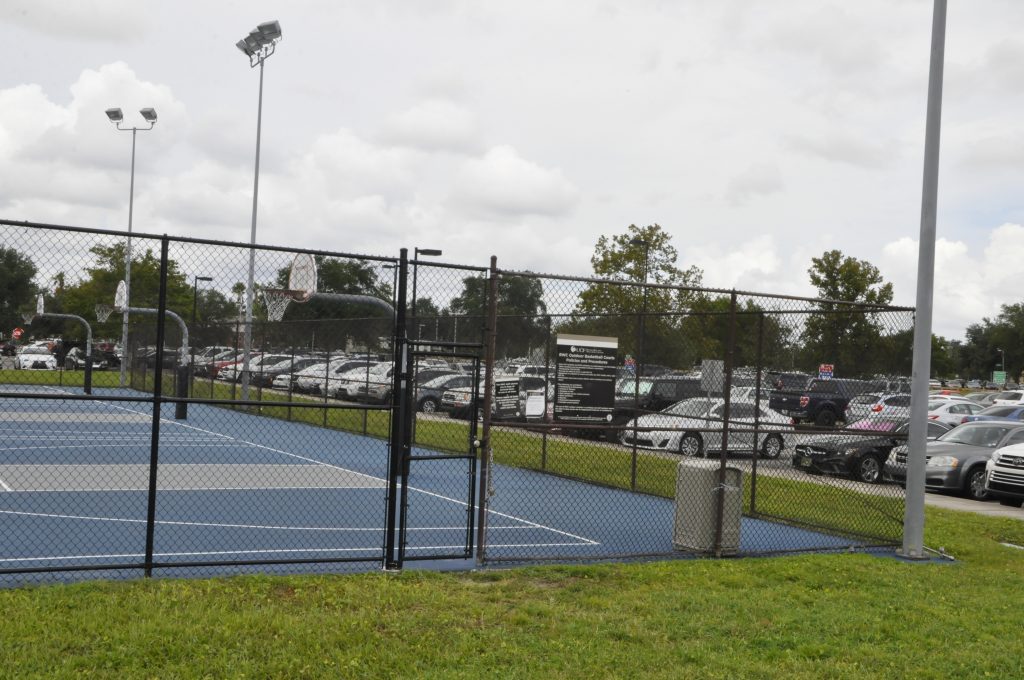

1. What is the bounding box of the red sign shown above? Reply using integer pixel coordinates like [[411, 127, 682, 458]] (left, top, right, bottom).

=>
[[799, 396, 810, 408], [12, 327, 23, 340]]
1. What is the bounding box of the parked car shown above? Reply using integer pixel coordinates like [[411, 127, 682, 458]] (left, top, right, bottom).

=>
[[885, 421, 1024, 500], [984, 443, 1024, 507], [991, 390, 1024, 406], [333, 364, 392, 401], [768, 377, 876, 426], [253, 356, 322, 388], [416, 373, 476, 413], [1, 341, 17, 356], [964, 391, 1000, 407], [63, 346, 118, 370], [792, 417, 949, 484], [14, 345, 58, 370], [218, 353, 290, 382], [845, 393, 911, 422], [296, 359, 376, 395], [638, 375, 708, 413], [620, 397, 790, 459], [767, 371, 812, 391], [961, 404, 1024, 424], [927, 399, 984, 427]]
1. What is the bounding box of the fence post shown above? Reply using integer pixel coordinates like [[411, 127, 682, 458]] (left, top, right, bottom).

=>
[[143, 235, 170, 577], [384, 249, 409, 569], [476, 258, 499, 566], [750, 312, 765, 515], [714, 291, 738, 557]]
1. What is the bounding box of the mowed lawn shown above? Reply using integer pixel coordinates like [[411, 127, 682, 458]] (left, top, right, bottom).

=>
[[1, 505, 1023, 678]]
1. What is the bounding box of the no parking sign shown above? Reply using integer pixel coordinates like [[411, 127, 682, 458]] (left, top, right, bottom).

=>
[[12, 327, 23, 340]]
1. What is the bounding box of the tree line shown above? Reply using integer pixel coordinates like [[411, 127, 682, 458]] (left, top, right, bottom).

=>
[[0, 232, 1013, 382]]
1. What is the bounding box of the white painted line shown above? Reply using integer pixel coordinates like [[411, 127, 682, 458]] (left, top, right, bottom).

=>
[[26, 387, 602, 547], [0, 475, 11, 492]]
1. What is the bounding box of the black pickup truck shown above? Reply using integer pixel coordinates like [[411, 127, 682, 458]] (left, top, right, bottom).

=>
[[768, 378, 875, 426]]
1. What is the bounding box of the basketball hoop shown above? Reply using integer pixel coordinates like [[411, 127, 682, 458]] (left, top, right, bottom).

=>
[[262, 288, 302, 322], [21, 312, 35, 325], [95, 304, 115, 323]]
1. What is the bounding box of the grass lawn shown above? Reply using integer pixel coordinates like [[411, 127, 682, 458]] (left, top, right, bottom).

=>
[[0, 506, 1022, 678]]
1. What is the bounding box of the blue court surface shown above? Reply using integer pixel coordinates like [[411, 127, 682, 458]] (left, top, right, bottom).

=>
[[0, 386, 871, 585]]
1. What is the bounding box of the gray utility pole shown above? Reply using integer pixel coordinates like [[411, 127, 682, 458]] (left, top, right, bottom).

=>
[[903, 0, 946, 559]]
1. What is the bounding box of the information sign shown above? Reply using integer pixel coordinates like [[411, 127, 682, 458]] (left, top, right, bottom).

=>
[[554, 334, 618, 423]]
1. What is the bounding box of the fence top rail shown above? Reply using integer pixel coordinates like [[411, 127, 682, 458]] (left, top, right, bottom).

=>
[[495, 266, 915, 313]]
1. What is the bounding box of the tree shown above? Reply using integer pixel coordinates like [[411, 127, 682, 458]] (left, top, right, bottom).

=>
[[450, 272, 548, 358], [565, 224, 703, 369], [41, 243, 193, 348], [800, 250, 895, 377], [0, 246, 38, 335]]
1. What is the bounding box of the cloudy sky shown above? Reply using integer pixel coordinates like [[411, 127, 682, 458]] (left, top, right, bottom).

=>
[[1, 0, 1022, 339]]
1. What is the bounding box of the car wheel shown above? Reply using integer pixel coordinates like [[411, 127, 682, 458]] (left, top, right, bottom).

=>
[[855, 454, 882, 484], [965, 467, 989, 501], [815, 409, 837, 427], [761, 433, 784, 459], [420, 398, 438, 414], [677, 432, 704, 458]]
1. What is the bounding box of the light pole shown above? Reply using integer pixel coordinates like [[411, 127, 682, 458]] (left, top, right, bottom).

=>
[[411, 247, 442, 341], [236, 20, 282, 402], [192, 276, 213, 324], [997, 347, 1006, 384], [106, 106, 157, 387]]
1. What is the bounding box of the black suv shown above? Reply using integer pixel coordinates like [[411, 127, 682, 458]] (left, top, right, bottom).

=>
[[639, 375, 708, 412]]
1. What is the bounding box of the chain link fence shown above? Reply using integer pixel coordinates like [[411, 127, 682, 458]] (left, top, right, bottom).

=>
[[1, 219, 917, 583]]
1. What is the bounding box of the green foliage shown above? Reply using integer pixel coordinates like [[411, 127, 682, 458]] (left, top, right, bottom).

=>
[[0, 246, 38, 335], [800, 250, 895, 377], [957, 303, 1024, 382], [561, 224, 704, 369], [450, 272, 547, 357]]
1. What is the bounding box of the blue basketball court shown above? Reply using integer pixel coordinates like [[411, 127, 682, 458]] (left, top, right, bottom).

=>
[[0, 385, 869, 585]]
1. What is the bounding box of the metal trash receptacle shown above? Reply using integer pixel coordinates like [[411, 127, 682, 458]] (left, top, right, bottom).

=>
[[673, 459, 742, 554]]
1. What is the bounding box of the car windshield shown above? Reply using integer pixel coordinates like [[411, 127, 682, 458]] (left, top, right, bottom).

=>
[[848, 419, 901, 432], [926, 400, 948, 411], [980, 405, 1018, 416], [937, 424, 1012, 447], [616, 378, 654, 396], [663, 398, 715, 416]]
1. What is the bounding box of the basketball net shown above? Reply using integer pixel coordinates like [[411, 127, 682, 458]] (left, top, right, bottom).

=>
[[263, 289, 300, 322], [95, 304, 115, 323]]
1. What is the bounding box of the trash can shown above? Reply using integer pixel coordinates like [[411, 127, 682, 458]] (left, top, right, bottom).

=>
[[673, 459, 742, 555]]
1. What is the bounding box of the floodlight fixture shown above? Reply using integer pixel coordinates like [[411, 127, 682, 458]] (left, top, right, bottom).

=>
[[258, 20, 282, 41], [139, 108, 158, 123], [105, 108, 124, 123], [237, 20, 282, 68]]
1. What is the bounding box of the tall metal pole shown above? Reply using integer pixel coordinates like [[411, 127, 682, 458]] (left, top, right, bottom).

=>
[[119, 128, 137, 388], [240, 56, 266, 403], [903, 0, 946, 560]]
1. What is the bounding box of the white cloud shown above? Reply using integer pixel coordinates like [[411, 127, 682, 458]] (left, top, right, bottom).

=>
[[725, 163, 784, 206], [880, 223, 1024, 338], [376, 99, 481, 154], [0, 1, 149, 42], [449, 146, 579, 219]]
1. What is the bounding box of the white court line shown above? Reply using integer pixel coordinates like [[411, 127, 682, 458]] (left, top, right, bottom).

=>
[[0, 443, 257, 453], [29, 387, 601, 546], [0, 475, 11, 492], [4, 485, 379, 494]]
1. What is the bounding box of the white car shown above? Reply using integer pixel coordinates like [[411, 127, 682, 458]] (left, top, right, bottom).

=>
[[329, 364, 390, 400], [992, 390, 1024, 406], [218, 353, 290, 382], [927, 399, 985, 427], [845, 393, 911, 422], [15, 346, 58, 370], [621, 397, 791, 459]]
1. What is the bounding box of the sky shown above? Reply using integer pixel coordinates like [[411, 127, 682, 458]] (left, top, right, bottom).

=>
[[1, 0, 1022, 340]]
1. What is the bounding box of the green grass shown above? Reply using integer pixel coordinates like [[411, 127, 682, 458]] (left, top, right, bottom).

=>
[[0, 368, 123, 389], [0, 506, 1022, 678]]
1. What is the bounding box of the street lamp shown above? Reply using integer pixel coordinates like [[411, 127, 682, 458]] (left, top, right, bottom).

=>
[[106, 106, 157, 387], [236, 20, 282, 402], [629, 237, 651, 379], [412, 247, 442, 341], [997, 347, 1006, 385], [192, 276, 213, 324]]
